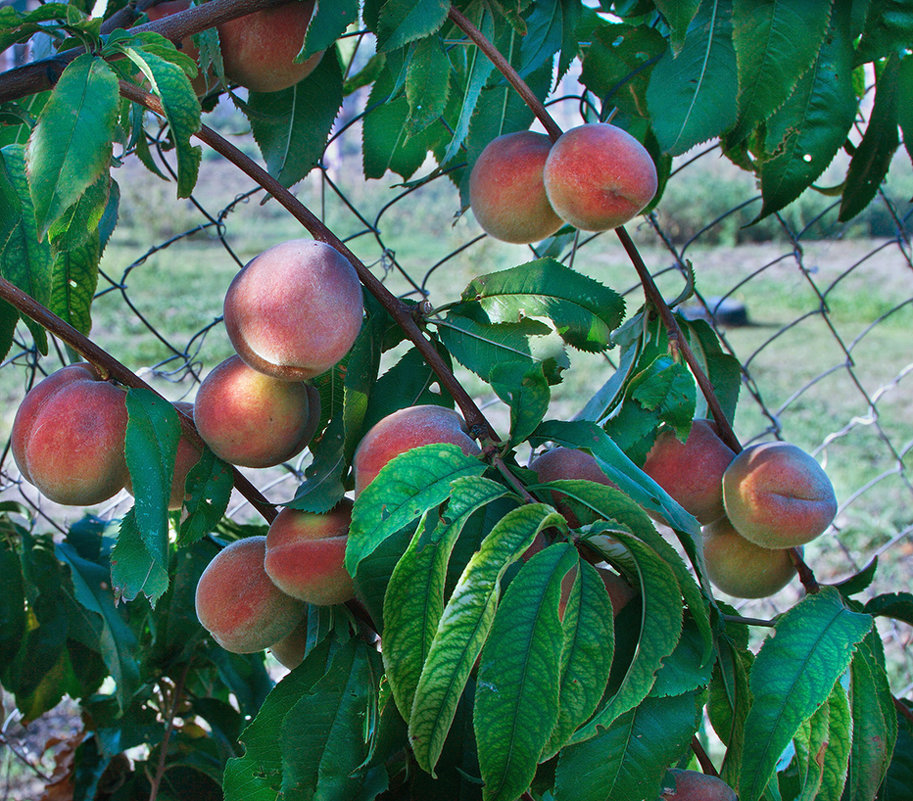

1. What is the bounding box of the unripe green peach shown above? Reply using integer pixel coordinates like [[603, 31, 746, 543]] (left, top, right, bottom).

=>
[[269, 618, 309, 670], [125, 401, 201, 510], [543, 123, 657, 231], [352, 405, 480, 496], [264, 499, 355, 606], [703, 517, 797, 599], [194, 536, 306, 653], [530, 446, 616, 527], [218, 1, 322, 93], [722, 441, 837, 548], [468, 131, 563, 244], [193, 355, 320, 468], [642, 420, 737, 523], [660, 769, 736, 801], [11, 363, 129, 506], [223, 239, 363, 381]]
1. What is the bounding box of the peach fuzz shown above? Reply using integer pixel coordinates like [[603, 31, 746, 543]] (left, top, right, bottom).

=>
[[11, 363, 129, 506], [193, 355, 320, 468], [264, 499, 355, 606], [529, 446, 616, 527], [543, 122, 657, 231], [195, 536, 306, 653], [218, 0, 321, 93], [641, 420, 736, 523], [702, 517, 797, 599], [468, 131, 563, 244], [125, 401, 201, 510], [352, 405, 480, 496], [661, 769, 736, 801], [223, 239, 363, 381], [722, 441, 837, 548]]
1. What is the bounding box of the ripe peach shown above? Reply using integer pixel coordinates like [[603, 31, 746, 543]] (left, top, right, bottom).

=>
[[702, 517, 797, 599], [218, 1, 321, 93], [543, 122, 658, 231], [195, 536, 306, 653], [146, 0, 199, 59], [642, 420, 737, 524], [598, 566, 637, 616], [223, 239, 363, 381], [530, 446, 616, 527], [11, 363, 129, 506], [661, 769, 736, 801], [352, 405, 480, 496], [193, 355, 320, 468], [269, 618, 309, 670], [124, 401, 201, 510], [468, 131, 563, 244], [264, 499, 355, 606], [722, 441, 837, 548]]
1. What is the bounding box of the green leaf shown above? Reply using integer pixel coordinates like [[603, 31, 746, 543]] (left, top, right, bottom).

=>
[[899, 54, 913, 166], [0, 3, 70, 52], [116, 39, 202, 197], [0, 300, 15, 361], [376, 0, 450, 52], [542, 559, 614, 759], [855, 0, 913, 63], [646, 0, 739, 154], [518, 0, 570, 78], [462, 259, 625, 353], [55, 541, 139, 711], [47, 171, 111, 252], [680, 318, 741, 422], [756, 7, 856, 220], [0, 537, 26, 666], [125, 388, 181, 564], [475, 544, 579, 801], [405, 35, 451, 134], [864, 592, 913, 625], [346, 443, 487, 577], [383, 476, 509, 720], [568, 531, 683, 744], [554, 689, 703, 801], [178, 448, 233, 545], [248, 49, 343, 187], [879, 702, 913, 801], [708, 637, 753, 787], [490, 360, 551, 447], [730, 0, 833, 141], [651, 614, 715, 698], [819, 680, 851, 801], [288, 414, 347, 514], [656, 0, 701, 52], [281, 639, 380, 799], [110, 507, 170, 605], [739, 587, 873, 801], [26, 54, 118, 239], [839, 53, 901, 222], [301, 0, 358, 60], [409, 504, 565, 775]]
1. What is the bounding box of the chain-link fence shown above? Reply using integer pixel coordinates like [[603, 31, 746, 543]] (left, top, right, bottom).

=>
[[1, 81, 911, 789]]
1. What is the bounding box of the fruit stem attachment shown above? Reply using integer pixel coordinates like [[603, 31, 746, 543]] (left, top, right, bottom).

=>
[[789, 547, 820, 594], [446, 6, 563, 142], [117, 81, 502, 451], [0, 275, 278, 523]]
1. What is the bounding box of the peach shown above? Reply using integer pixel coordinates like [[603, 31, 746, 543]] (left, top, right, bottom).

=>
[[11, 363, 129, 506], [352, 405, 480, 496], [124, 401, 201, 510], [264, 499, 355, 606], [661, 769, 736, 801], [218, 1, 321, 93], [703, 517, 797, 599], [722, 441, 837, 548], [223, 239, 363, 381], [269, 618, 309, 670], [543, 122, 658, 231], [530, 446, 616, 527], [195, 536, 306, 653], [193, 355, 320, 468], [145, 0, 211, 94], [468, 131, 563, 244], [642, 420, 737, 524], [598, 566, 637, 616]]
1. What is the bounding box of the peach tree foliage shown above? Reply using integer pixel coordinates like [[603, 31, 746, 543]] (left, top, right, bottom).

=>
[[0, 1, 911, 800]]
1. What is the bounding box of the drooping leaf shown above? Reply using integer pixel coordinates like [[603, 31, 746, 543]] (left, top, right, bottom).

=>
[[0, 536, 26, 666], [376, 0, 450, 52], [680, 317, 741, 422], [26, 54, 119, 239], [409, 504, 565, 775], [110, 507, 170, 606], [651, 614, 715, 698], [178, 448, 233, 546], [462, 259, 625, 353], [756, 7, 856, 220], [879, 702, 913, 801], [383, 476, 509, 720], [865, 592, 913, 626], [739, 587, 872, 801], [248, 49, 343, 187], [730, 0, 833, 140], [288, 414, 347, 514], [405, 35, 451, 134], [855, 0, 913, 63], [899, 53, 913, 166], [655, 0, 701, 52], [646, 0, 739, 155], [300, 0, 358, 60], [490, 360, 551, 447], [346, 443, 487, 578], [475, 544, 578, 801]]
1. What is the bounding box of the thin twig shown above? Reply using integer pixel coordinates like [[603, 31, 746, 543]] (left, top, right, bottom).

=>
[[690, 736, 719, 777], [147, 661, 191, 801]]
